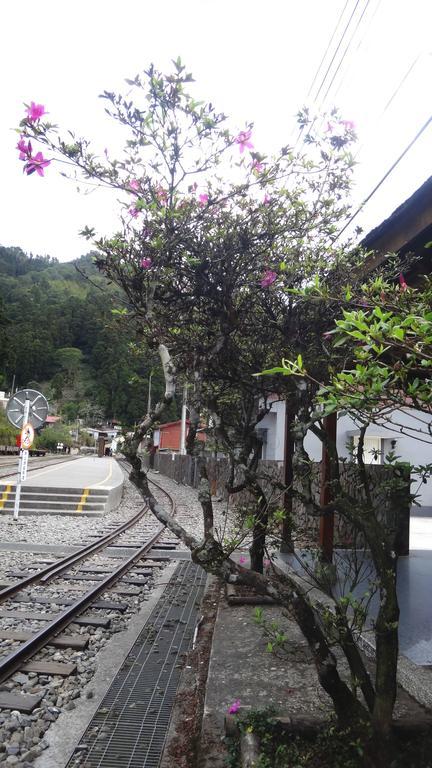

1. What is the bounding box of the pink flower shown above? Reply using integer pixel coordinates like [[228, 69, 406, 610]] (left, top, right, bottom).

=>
[[129, 206, 139, 218], [140, 257, 152, 269], [26, 102, 46, 122], [235, 130, 254, 154], [239, 555, 247, 564], [129, 179, 140, 191], [199, 193, 209, 206], [263, 194, 271, 206], [260, 270, 277, 288], [23, 151, 51, 177], [264, 559, 271, 568], [251, 159, 264, 174], [156, 186, 168, 205], [228, 699, 241, 714], [17, 137, 31, 160], [399, 273, 408, 291], [341, 119, 355, 131]]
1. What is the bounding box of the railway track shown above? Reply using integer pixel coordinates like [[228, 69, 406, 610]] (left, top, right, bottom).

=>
[[0, 471, 178, 705]]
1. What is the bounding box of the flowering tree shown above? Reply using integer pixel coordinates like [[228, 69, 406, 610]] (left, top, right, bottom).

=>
[[259, 267, 432, 754], [18, 61, 396, 741]]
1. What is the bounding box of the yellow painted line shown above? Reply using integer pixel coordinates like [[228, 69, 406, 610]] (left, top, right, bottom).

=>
[[89, 459, 113, 488], [76, 488, 90, 513], [0, 485, 12, 510]]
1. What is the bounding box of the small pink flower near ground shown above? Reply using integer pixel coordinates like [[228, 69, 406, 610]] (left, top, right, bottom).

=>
[[239, 555, 247, 564], [140, 257, 152, 269], [23, 152, 51, 177], [264, 558, 271, 569], [228, 699, 241, 714], [260, 270, 277, 288], [199, 193, 209, 206], [399, 273, 408, 291], [26, 102, 46, 122], [235, 130, 254, 153]]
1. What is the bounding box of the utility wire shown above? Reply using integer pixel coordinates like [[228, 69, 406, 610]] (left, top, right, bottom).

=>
[[330, 0, 383, 104], [354, 54, 424, 160], [312, 0, 363, 106], [319, 0, 372, 107], [306, 0, 352, 99], [335, 113, 432, 240], [293, 0, 357, 145]]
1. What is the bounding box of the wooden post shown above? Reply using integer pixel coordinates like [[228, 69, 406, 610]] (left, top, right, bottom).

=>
[[319, 413, 337, 563], [281, 402, 295, 553]]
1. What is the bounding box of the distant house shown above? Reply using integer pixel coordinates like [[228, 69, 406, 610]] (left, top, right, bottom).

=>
[[154, 420, 206, 452], [45, 415, 61, 428]]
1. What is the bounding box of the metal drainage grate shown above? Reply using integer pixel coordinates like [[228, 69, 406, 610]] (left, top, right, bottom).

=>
[[66, 561, 207, 768]]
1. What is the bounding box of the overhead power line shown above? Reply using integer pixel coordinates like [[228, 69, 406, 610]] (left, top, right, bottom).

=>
[[335, 113, 432, 241], [312, 0, 363, 106], [319, 0, 372, 107], [306, 0, 352, 100], [330, 0, 383, 104]]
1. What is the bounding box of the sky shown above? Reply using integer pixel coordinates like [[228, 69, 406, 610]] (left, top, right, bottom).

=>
[[1, 0, 432, 262]]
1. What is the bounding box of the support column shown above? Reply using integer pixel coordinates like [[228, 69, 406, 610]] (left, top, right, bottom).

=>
[[281, 402, 295, 553], [319, 412, 337, 563]]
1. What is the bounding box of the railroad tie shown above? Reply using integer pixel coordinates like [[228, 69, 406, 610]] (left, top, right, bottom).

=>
[[76, 487, 90, 513], [0, 485, 12, 510]]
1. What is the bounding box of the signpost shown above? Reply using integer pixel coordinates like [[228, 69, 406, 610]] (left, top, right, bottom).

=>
[[6, 389, 48, 521]]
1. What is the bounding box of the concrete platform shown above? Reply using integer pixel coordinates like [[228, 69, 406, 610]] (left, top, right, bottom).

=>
[[0, 457, 124, 516]]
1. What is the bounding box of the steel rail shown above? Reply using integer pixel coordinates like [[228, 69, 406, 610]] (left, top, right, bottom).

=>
[[0, 504, 150, 602], [0, 527, 165, 686]]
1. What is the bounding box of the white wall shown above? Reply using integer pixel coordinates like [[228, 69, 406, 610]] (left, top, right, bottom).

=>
[[258, 400, 286, 460], [259, 401, 432, 507]]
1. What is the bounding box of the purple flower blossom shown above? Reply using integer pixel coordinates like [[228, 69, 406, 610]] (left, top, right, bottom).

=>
[[17, 137, 31, 160], [199, 193, 209, 206], [23, 151, 51, 176], [156, 185, 168, 205], [263, 193, 271, 206], [239, 555, 247, 564], [260, 270, 277, 288], [129, 179, 140, 191], [228, 699, 241, 714], [129, 206, 139, 218], [251, 159, 264, 174], [235, 130, 254, 153], [26, 102, 46, 122], [140, 257, 152, 269]]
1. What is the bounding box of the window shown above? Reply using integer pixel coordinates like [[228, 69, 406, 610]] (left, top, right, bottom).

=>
[[353, 435, 383, 464]]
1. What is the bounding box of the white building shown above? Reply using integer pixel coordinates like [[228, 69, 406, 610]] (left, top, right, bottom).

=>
[[259, 401, 432, 507]]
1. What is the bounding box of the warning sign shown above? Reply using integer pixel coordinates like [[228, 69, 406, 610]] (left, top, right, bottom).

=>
[[20, 423, 34, 450]]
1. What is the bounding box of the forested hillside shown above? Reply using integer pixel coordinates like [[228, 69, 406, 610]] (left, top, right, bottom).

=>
[[0, 245, 175, 426]]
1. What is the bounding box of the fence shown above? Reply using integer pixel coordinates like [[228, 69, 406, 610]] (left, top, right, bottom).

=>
[[142, 451, 410, 554]]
